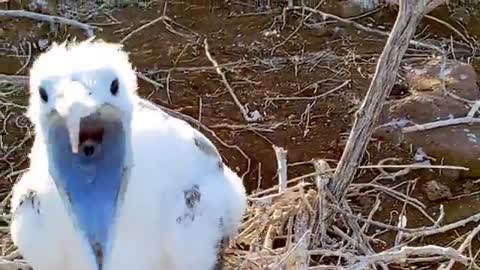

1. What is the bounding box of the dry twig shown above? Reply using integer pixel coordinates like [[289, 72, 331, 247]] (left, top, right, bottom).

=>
[[204, 38, 262, 122], [293, 5, 443, 53], [0, 75, 28, 86], [0, 10, 97, 36], [402, 100, 480, 132], [350, 245, 469, 269], [272, 145, 288, 193]]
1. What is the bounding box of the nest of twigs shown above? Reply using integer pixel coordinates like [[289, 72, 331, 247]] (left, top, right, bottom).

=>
[[223, 159, 478, 270]]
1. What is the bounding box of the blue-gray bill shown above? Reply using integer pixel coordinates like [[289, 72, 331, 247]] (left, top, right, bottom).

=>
[[46, 112, 126, 270]]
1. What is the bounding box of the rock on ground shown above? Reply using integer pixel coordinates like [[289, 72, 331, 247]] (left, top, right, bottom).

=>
[[374, 59, 480, 178], [423, 180, 453, 201]]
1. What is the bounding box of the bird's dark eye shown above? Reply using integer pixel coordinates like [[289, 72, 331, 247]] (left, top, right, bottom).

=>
[[39, 87, 48, 103], [110, 78, 119, 96]]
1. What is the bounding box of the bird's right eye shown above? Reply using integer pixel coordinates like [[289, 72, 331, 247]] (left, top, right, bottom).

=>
[[110, 78, 119, 96], [39, 87, 48, 103]]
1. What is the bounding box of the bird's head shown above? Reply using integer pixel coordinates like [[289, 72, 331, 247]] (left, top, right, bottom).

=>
[[27, 39, 137, 270]]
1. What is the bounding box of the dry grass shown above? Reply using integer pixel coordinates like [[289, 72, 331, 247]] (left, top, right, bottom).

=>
[[220, 158, 476, 269]]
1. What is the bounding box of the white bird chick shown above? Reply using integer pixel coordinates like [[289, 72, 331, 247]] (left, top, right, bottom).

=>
[[10, 39, 247, 270]]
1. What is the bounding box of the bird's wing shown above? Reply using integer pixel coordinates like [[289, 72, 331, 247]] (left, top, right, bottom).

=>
[[10, 147, 98, 270], [10, 168, 65, 270], [134, 97, 225, 171], [101, 97, 247, 270], [134, 97, 246, 236]]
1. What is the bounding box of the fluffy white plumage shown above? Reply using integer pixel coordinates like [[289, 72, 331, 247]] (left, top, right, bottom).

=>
[[10, 39, 247, 270]]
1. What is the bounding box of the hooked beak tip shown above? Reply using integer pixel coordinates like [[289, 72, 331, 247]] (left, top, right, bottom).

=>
[[91, 241, 104, 270], [71, 145, 79, 154]]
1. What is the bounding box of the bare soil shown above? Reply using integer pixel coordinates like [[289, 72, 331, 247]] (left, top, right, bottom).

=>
[[2, 1, 480, 269]]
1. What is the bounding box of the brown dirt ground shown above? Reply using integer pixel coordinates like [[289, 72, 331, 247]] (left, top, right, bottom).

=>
[[1, 1, 480, 269]]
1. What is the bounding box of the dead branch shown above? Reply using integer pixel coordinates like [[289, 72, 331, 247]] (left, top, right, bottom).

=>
[[273, 145, 288, 193], [15, 41, 32, 75], [120, 15, 167, 43], [312, 160, 330, 245], [0, 10, 97, 37], [0, 75, 28, 85], [402, 100, 480, 132], [120, 13, 197, 43], [204, 38, 262, 122], [406, 212, 480, 239], [136, 73, 164, 89], [439, 223, 480, 270], [293, 5, 443, 53], [266, 80, 350, 101], [327, 0, 445, 206], [424, 14, 473, 47], [350, 245, 469, 269], [402, 117, 480, 133]]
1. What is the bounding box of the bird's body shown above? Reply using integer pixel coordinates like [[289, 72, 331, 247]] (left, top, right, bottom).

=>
[[10, 40, 247, 270]]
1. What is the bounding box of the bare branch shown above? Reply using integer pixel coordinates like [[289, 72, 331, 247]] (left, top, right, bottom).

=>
[[294, 5, 443, 53], [328, 0, 445, 204], [272, 145, 288, 193], [0, 75, 28, 85], [350, 245, 469, 269], [204, 38, 262, 122], [0, 10, 97, 37]]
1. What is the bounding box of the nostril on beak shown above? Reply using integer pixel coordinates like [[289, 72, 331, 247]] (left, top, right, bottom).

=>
[[81, 140, 100, 158], [84, 145, 94, 157]]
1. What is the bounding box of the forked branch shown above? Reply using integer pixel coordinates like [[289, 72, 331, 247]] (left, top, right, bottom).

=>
[[327, 0, 445, 203]]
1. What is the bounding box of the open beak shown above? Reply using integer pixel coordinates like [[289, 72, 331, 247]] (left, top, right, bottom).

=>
[[46, 90, 128, 270]]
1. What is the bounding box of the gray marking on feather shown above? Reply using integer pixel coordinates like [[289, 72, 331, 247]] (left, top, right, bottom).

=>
[[14, 189, 41, 215], [137, 100, 169, 118], [214, 237, 228, 270], [176, 185, 202, 224], [193, 134, 224, 171], [194, 135, 219, 158], [184, 184, 201, 209]]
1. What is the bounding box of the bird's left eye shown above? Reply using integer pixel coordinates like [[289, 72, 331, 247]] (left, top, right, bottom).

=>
[[110, 78, 119, 96], [39, 87, 48, 103]]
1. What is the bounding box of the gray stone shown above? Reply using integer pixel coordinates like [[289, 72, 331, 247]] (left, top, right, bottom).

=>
[[423, 180, 452, 201], [375, 60, 480, 177]]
